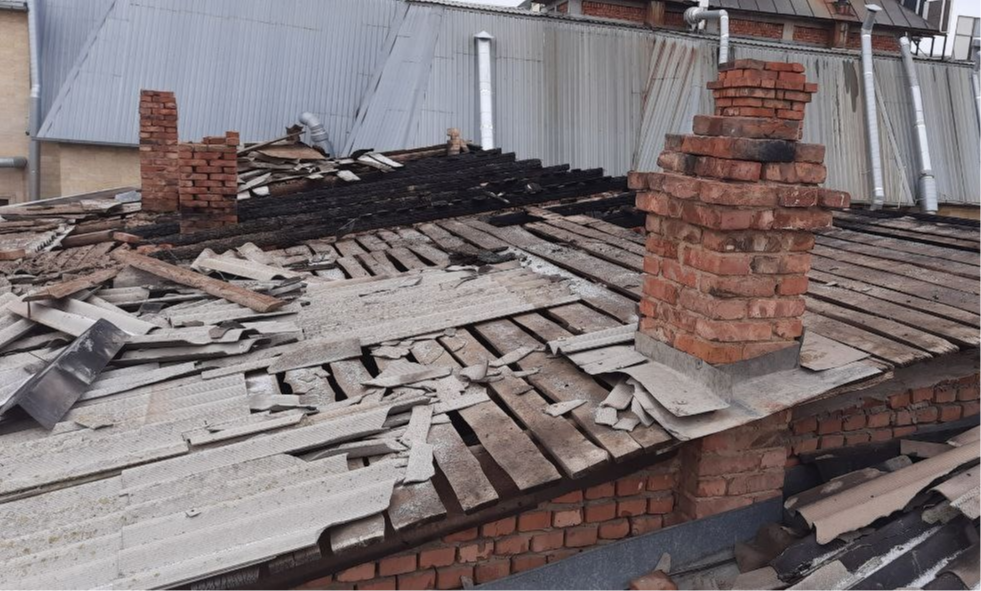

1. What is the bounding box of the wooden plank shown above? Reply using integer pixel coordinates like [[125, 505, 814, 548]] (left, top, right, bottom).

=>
[[473, 318, 659, 459], [24, 268, 120, 302], [803, 313, 929, 366], [427, 422, 499, 512], [438, 220, 509, 251], [465, 220, 642, 298], [387, 247, 428, 271], [336, 256, 370, 279], [527, 222, 643, 272], [334, 240, 367, 257], [808, 270, 980, 328], [355, 233, 390, 253], [861, 216, 980, 242], [355, 251, 399, 276], [807, 283, 979, 348], [112, 250, 285, 313], [411, 339, 560, 492], [811, 244, 979, 295], [565, 215, 646, 245], [544, 218, 646, 255], [817, 232, 979, 278], [437, 333, 610, 478], [547, 302, 623, 334], [406, 243, 451, 267], [821, 227, 979, 266], [804, 298, 958, 356], [809, 254, 978, 313], [832, 216, 979, 251], [416, 223, 483, 257]]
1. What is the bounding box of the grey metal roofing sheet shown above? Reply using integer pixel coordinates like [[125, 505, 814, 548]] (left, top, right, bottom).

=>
[[36, 0, 979, 205], [690, 0, 933, 30]]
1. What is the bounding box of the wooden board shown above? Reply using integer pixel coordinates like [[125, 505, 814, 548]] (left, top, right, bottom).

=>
[[336, 256, 370, 279], [547, 302, 623, 334], [543, 218, 646, 256], [438, 332, 610, 479], [355, 251, 399, 276], [817, 232, 979, 279], [803, 312, 929, 366], [411, 339, 560, 492], [386, 247, 428, 271], [24, 268, 120, 302], [427, 423, 499, 512], [527, 222, 644, 272], [811, 244, 979, 295], [565, 215, 646, 245], [334, 240, 367, 257], [805, 297, 958, 356], [437, 220, 509, 251], [474, 317, 665, 458], [112, 250, 285, 313]]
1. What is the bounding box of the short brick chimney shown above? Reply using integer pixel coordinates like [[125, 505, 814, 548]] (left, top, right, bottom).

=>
[[177, 132, 240, 234], [629, 59, 849, 366], [139, 90, 179, 213]]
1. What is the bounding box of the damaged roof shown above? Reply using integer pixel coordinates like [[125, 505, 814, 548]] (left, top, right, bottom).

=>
[[0, 144, 978, 588]]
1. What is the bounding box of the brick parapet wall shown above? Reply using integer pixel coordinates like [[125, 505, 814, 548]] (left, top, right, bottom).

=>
[[297, 459, 681, 590], [177, 132, 239, 234], [730, 18, 784, 39], [139, 90, 179, 213], [582, 0, 646, 22], [790, 373, 980, 456]]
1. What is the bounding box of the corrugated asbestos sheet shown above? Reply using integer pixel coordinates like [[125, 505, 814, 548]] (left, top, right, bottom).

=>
[[36, 0, 979, 205], [38, 0, 403, 148]]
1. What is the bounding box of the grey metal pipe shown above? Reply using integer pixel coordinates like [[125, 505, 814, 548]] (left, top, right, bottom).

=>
[[298, 112, 335, 157], [685, 2, 729, 64], [0, 157, 28, 169], [475, 31, 495, 150], [26, 0, 41, 201], [899, 36, 937, 214], [972, 39, 980, 131], [860, 5, 885, 210]]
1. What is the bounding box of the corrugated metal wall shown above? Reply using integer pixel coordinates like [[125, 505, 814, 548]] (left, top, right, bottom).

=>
[[36, 0, 979, 205], [634, 35, 980, 207]]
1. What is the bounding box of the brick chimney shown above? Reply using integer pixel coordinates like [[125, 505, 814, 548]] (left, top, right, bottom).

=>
[[629, 59, 849, 366], [139, 90, 179, 213], [178, 132, 240, 234]]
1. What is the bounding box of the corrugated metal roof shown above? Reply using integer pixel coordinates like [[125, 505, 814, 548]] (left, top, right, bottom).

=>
[[36, 0, 979, 205]]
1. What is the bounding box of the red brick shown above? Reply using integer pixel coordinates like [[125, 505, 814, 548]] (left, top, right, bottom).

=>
[[673, 333, 745, 364], [418, 548, 455, 569], [889, 391, 911, 409], [726, 470, 784, 495], [552, 509, 583, 528], [842, 414, 866, 431], [684, 494, 752, 519], [481, 517, 516, 538], [630, 515, 664, 535], [380, 555, 418, 577], [442, 528, 478, 543], [792, 437, 819, 455], [474, 560, 511, 585], [916, 406, 939, 423], [870, 429, 893, 442], [616, 476, 648, 497], [565, 525, 599, 548], [457, 542, 493, 563], [647, 495, 675, 514], [911, 387, 933, 403], [893, 426, 917, 438], [495, 534, 531, 556], [964, 401, 980, 416], [584, 502, 617, 523], [531, 531, 564, 552], [511, 555, 547, 573], [436, 565, 473, 590], [398, 569, 436, 590], [647, 473, 677, 491], [546, 549, 581, 563], [598, 518, 631, 540], [939, 405, 963, 422], [585, 483, 615, 499], [695, 318, 772, 342], [696, 478, 728, 496], [359, 577, 396, 590], [337, 564, 376, 583], [845, 431, 872, 446], [820, 434, 844, 449], [617, 498, 648, 517], [792, 416, 818, 434], [957, 381, 980, 401], [935, 386, 957, 404]]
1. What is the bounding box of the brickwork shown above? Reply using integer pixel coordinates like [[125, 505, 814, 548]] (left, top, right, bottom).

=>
[[139, 90, 180, 212], [677, 412, 790, 520], [845, 30, 901, 53], [790, 374, 980, 455], [729, 18, 784, 39], [177, 132, 239, 234], [582, 0, 646, 22], [297, 459, 681, 590], [792, 25, 832, 46], [628, 59, 850, 365]]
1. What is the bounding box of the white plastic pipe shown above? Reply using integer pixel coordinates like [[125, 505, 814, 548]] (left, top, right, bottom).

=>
[[972, 39, 981, 131], [298, 112, 335, 157], [899, 36, 938, 213], [475, 31, 495, 150], [685, 2, 729, 64], [26, 0, 41, 200], [860, 5, 885, 210]]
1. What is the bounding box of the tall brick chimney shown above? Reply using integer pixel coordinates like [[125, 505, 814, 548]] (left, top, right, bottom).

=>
[[178, 132, 240, 234], [139, 90, 180, 213], [629, 59, 850, 366]]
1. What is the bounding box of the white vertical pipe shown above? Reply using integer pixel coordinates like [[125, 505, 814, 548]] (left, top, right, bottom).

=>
[[899, 36, 937, 213], [475, 31, 495, 151], [972, 39, 981, 131], [26, 0, 42, 201], [684, 2, 729, 64], [860, 5, 885, 210]]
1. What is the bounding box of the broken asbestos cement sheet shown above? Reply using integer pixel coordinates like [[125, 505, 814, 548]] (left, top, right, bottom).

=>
[[266, 337, 361, 374], [566, 345, 647, 376], [362, 361, 452, 389], [799, 332, 869, 371], [547, 323, 635, 354], [618, 361, 729, 417], [544, 399, 586, 417]]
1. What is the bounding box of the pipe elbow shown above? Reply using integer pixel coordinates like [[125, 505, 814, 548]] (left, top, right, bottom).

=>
[[861, 4, 881, 33], [298, 112, 322, 128]]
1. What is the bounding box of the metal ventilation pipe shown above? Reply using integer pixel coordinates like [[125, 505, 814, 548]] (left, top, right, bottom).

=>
[[860, 5, 885, 210], [475, 31, 495, 150], [26, 0, 41, 201], [298, 112, 335, 157], [972, 39, 981, 130], [0, 157, 28, 169], [685, 0, 729, 64], [899, 36, 938, 213]]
